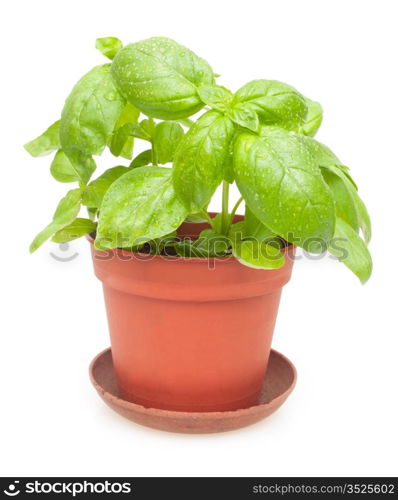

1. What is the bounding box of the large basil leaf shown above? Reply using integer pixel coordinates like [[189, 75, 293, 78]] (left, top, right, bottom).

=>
[[329, 217, 372, 283], [234, 127, 335, 250], [82, 165, 131, 208], [111, 37, 214, 119], [60, 64, 125, 182], [172, 110, 235, 211], [52, 218, 96, 243], [153, 121, 184, 164], [301, 97, 323, 136], [300, 136, 371, 243], [95, 37, 123, 60], [321, 168, 359, 232], [321, 164, 371, 244], [24, 120, 60, 157], [96, 166, 188, 249], [29, 188, 83, 252], [233, 80, 307, 131]]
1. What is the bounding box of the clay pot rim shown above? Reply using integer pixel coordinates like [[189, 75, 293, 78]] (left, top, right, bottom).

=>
[[88, 234, 294, 265], [89, 347, 297, 419], [88, 212, 294, 264]]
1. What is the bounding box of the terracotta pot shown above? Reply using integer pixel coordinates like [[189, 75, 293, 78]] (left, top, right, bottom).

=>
[[89, 215, 294, 412]]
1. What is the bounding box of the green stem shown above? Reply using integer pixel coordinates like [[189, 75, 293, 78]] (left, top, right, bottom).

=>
[[200, 210, 215, 229], [149, 117, 158, 165], [221, 181, 230, 235], [230, 196, 243, 222]]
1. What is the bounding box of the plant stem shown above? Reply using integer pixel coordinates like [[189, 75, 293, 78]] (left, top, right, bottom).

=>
[[221, 180, 230, 235], [149, 117, 158, 165], [200, 210, 215, 228], [230, 196, 243, 222]]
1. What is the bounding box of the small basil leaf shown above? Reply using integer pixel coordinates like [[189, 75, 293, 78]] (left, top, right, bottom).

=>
[[110, 123, 134, 157], [30, 188, 83, 252], [244, 207, 277, 241], [328, 217, 372, 284], [50, 149, 81, 183], [112, 37, 214, 119], [95, 37, 123, 60], [301, 98, 323, 137], [234, 127, 335, 251], [24, 120, 60, 157], [109, 102, 140, 159], [172, 110, 235, 211], [175, 229, 230, 257], [60, 64, 125, 163], [130, 149, 153, 168], [82, 165, 130, 208], [233, 80, 307, 131], [184, 214, 208, 223], [197, 85, 233, 112], [153, 121, 184, 164], [232, 240, 285, 270], [52, 218, 96, 243], [96, 166, 188, 249], [228, 103, 259, 132]]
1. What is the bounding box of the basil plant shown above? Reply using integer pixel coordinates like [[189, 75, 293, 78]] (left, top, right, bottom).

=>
[[25, 36, 372, 283]]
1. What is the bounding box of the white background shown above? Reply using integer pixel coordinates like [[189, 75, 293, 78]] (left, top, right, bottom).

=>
[[1, 0, 397, 477]]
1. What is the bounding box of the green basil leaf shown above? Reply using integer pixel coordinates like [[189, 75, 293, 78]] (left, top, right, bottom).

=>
[[82, 165, 130, 208], [328, 217, 372, 284], [228, 221, 245, 243], [95, 37, 123, 60], [232, 240, 285, 269], [60, 64, 125, 167], [321, 164, 371, 244], [130, 149, 153, 168], [96, 166, 188, 249], [234, 127, 335, 251], [109, 102, 140, 159], [153, 121, 184, 164], [175, 229, 230, 257], [24, 120, 60, 157], [300, 135, 371, 243], [197, 85, 233, 112], [52, 218, 96, 243], [233, 80, 307, 131], [111, 37, 214, 119], [109, 123, 134, 157], [301, 97, 323, 136], [321, 168, 359, 232], [172, 110, 235, 211], [50, 149, 82, 183], [228, 103, 259, 132], [244, 207, 277, 241], [298, 134, 341, 167], [30, 188, 83, 252], [184, 214, 208, 223]]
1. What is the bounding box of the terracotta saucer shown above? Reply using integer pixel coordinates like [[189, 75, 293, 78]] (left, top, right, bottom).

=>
[[89, 348, 297, 434]]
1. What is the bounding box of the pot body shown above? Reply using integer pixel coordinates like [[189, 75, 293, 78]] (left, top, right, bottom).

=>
[[90, 219, 294, 412]]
